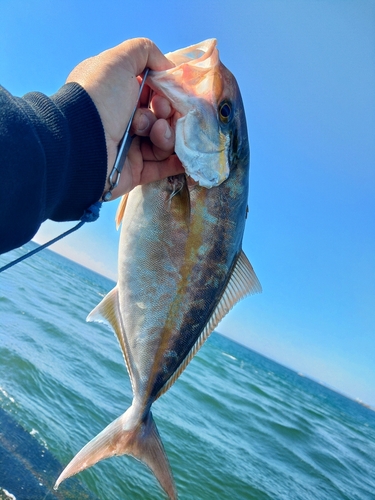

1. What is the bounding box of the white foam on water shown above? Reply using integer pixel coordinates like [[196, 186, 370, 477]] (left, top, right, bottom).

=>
[[1, 489, 17, 500], [222, 352, 237, 361], [0, 387, 15, 403]]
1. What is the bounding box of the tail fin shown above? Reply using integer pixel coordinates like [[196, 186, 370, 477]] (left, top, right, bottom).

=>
[[54, 408, 177, 500]]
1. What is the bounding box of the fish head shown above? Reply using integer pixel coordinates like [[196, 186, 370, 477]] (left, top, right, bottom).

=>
[[147, 39, 249, 188]]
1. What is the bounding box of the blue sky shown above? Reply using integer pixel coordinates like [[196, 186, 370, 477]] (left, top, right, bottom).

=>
[[1, 0, 374, 406]]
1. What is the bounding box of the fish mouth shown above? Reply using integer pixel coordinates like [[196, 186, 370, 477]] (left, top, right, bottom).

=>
[[147, 39, 232, 189], [163, 39, 218, 67]]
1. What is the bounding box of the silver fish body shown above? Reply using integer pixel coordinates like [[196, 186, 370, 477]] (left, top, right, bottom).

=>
[[55, 39, 261, 500]]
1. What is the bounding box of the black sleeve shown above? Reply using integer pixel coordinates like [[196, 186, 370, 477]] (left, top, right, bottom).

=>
[[0, 83, 107, 254]]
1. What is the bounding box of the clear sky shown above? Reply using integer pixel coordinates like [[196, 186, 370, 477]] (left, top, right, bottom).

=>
[[1, 0, 374, 406]]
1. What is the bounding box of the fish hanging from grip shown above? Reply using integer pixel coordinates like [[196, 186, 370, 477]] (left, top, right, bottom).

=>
[[54, 38, 261, 500]]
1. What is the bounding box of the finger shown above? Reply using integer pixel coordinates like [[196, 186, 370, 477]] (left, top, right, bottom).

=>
[[149, 119, 175, 153], [138, 155, 185, 185], [141, 140, 172, 162], [150, 94, 173, 119], [139, 127, 175, 162], [131, 108, 157, 136]]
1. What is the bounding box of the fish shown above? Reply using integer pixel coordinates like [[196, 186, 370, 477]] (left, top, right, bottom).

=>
[[54, 39, 261, 499]]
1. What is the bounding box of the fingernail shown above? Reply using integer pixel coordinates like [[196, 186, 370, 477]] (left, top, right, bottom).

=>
[[164, 125, 172, 140], [138, 113, 149, 132]]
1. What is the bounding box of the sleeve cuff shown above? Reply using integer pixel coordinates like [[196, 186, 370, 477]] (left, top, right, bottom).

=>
[[24, 83, 108, 221]]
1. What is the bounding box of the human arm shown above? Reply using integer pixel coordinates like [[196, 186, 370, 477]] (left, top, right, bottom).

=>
[[0, 38, 183, 255], [0, 82, 106, 254]]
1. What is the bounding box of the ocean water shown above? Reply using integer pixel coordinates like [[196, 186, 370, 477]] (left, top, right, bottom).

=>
[[0, 242, 374, 500]]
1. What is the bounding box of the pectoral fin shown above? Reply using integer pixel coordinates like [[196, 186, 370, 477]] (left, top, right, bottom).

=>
[[115, 193, 129, 229]]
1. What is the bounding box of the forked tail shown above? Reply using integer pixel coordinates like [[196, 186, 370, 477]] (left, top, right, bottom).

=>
[[54, 408, 177, 500]]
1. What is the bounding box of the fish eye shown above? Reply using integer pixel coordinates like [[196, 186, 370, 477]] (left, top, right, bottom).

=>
[[218, 100, 233, 123]]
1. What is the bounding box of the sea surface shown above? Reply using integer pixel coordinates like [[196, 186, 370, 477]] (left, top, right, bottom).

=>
[[0, 243, 374, 500]]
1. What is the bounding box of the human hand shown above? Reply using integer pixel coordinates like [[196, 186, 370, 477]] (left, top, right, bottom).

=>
[[66, 38, 184, 200]]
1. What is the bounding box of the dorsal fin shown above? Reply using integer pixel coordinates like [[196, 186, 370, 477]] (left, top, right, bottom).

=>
[[115, 193, 129, 230], [155, 251, 261, 399]]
